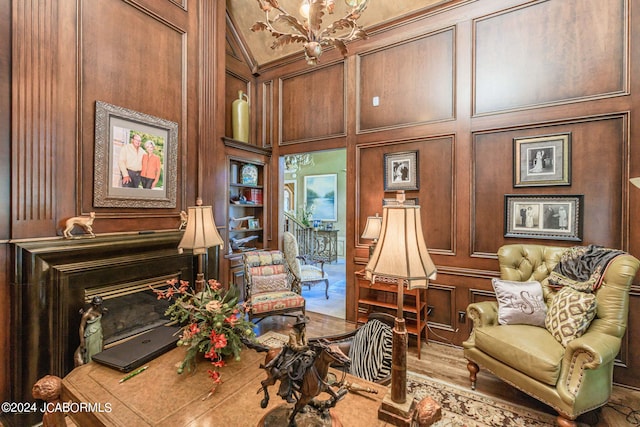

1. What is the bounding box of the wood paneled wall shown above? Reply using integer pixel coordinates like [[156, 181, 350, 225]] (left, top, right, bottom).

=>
[[2, 0, 227, 405], [253, 0, 640, 388]]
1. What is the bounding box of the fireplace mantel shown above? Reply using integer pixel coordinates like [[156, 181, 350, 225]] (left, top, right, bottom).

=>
[[8, 231, 219, 413]]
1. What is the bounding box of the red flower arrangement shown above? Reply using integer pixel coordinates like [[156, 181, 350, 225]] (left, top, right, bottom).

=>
[[151, 278, 256, 392]]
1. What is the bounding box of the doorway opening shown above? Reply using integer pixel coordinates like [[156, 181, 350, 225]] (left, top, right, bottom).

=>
[[282, 148, 346, 319]]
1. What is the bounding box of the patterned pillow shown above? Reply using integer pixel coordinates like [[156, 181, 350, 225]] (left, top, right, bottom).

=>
[[545, 286, 597, 347], [249, 264, 287, 278], [348, 319, 392, 382], [251, 273, 288, 293], [492, 279, 547, 327]]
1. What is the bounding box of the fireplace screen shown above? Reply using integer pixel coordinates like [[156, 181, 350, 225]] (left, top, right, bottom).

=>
[[84, 275, 178, 347]]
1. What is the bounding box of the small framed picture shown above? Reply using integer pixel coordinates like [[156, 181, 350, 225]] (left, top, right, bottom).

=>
[[504, 195, 583, 241], [513, 133, 571, 187], [384, 151, 419, 191], [248, 219, 260, 229]]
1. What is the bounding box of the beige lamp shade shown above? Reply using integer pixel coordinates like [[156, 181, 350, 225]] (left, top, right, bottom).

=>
[[178, 205, 224, 255], [361, 214, 382, 240], [365, 204, 436, 289], [630, 177, 640, 188]]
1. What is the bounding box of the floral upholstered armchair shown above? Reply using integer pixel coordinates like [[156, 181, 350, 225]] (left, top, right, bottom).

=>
[[243, 250, 305, 322], [463, 244, 639, 427], [283, 231, 330, 299]]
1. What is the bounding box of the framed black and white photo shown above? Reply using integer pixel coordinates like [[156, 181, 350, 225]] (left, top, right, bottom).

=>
[[513, 133, 571, 187], [504, 195, 583, 241], [384, 151, 419, 191], [93, 101, 178, 208]]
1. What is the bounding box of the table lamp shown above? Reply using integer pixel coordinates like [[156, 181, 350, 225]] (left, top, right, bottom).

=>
[[178, 197, 224, 292], [365, 192, 437, 425], [361, 213, 382, 258]]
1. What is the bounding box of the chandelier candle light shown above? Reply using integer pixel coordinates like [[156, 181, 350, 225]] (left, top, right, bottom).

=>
[[252, 0, 369, 65], [365, 191, 437, 426]]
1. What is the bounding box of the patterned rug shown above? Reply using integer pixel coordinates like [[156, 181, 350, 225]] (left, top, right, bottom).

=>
[[255, 334, 579, 426], [407, 372, 560, 427]]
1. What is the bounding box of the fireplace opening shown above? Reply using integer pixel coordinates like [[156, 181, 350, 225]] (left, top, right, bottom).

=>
[[84, 275, 178, 347]]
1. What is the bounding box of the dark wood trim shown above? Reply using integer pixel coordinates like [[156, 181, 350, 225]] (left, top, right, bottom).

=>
[[223, 137, 273, 156]]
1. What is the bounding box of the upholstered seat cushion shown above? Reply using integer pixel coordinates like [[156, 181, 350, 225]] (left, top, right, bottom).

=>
[[300, 264, 326, 281], [474, 324, 565, 386], [250, 290, 305, 315]]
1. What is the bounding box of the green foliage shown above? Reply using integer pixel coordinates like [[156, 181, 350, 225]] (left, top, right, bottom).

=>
[[151, 278, 256, 392]]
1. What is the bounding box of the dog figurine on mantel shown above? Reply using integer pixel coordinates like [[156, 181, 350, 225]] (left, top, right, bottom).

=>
[[63, 212, 96, 239]]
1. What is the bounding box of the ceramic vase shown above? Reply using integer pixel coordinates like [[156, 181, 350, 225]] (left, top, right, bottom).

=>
[[232, 90, 249, 143]]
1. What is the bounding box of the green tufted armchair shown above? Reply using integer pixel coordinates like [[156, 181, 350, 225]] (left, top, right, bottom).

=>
[[463, 244, 639, 427]]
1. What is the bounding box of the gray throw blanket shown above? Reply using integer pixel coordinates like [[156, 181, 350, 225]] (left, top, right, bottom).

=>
[[548, 245, 625, 292]]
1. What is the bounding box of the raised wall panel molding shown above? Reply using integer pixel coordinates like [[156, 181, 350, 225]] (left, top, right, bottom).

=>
[[474, 0, 627, 115], [357, 27, 455, 133], [278, 62, 347, 145], [12, 0, 60, 236]]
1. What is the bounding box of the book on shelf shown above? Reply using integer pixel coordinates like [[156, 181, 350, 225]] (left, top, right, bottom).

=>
[[243, 188, 263, 204]]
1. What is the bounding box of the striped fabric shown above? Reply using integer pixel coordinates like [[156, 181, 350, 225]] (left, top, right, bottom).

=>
[[348, 319, 393, 382]]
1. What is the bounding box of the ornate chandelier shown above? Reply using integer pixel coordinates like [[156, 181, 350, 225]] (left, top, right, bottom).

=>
[[252, 0, 369, 65], [284, 153, 314, 172]]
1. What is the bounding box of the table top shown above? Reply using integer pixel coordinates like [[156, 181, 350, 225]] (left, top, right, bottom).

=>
[[62, 345, 390, 426]]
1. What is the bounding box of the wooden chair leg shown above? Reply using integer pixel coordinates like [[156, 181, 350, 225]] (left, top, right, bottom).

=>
[[466, 360, 479, 390], [556, 414, 578, 427]]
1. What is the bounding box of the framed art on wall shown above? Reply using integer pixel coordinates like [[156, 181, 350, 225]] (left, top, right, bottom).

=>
[[304, 174, 337, 222], [384, 151, 419, 191], [504, 194, 583, 241], [93, 101, 178, 208], [513, 133, 571, 187]]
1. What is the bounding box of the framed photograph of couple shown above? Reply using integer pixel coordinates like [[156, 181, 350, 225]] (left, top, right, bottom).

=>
[[93, 101, 178, 208], [513, 133, 571, 187], [504, 194, 583, 241], [384, 151, 419, 191]]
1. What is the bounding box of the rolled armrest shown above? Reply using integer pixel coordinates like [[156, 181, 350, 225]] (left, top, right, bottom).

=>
[[557, 331, 621, 404], [564, 332, 620, 369], [466, 301, 499, 327]]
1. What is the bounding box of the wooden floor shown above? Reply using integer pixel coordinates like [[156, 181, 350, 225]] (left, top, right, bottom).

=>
[[257, 312, 640, 427]]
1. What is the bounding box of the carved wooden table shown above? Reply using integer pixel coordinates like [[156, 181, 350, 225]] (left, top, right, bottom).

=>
[[62, 345, 391, 426]]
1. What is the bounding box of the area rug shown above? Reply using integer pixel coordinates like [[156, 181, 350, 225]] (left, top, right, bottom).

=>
[[256, 331, 288, 348], [407, 372, 560, 427]]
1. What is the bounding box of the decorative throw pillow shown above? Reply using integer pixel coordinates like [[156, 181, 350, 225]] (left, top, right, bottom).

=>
[[545, 286, 597, 347], [348, 319, 392, 382], [251, 273, 288, 293], [491, 279, 547, 327]]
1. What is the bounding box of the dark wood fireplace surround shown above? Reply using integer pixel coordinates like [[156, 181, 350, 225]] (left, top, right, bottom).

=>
[[8, 231, 218, 423]]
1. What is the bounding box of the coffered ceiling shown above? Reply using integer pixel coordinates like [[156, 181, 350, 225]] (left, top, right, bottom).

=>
[[226, 0, 459, 68]]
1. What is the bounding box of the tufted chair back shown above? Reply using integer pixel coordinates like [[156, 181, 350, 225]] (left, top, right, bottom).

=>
[[497, 244, 637, 338], [465, 244, 639, 425], [497, 244, 564, 283]]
